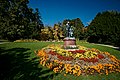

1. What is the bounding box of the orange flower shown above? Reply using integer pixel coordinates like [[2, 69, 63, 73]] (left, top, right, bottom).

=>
[[105, 70, 108, 75], [74, 65, 80, 71], [77, 70, 81, 76], [73, 69, 77, 74], [37, 50, 48, 57], [53, 67, 59, 73]]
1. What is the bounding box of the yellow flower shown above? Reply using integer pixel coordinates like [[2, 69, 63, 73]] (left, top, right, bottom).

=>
[[105, 70, 108, 75], [74, 65, 80, 71], [42, 61, 46, 66], [77, 70, 81, 76], [53, 67, 59, 73], [54, 60, 59, 63], [73, 69, 77, 74]]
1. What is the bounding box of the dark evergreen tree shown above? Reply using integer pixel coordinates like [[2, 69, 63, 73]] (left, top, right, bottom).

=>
[[87, 11, 120, 46]]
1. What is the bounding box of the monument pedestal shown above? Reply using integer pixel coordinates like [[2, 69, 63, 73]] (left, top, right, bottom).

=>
[[63, 37, 76, 48]]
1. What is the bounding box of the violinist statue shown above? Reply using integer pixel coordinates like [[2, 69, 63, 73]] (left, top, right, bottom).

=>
[[66, 21, 74, 38], [64, 21, 76, 48]]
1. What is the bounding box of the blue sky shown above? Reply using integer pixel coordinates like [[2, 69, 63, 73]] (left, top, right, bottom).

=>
[[29, 0, 120, 26]]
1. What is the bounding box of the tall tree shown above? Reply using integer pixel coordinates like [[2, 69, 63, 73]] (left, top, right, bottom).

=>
[[73, 18, 84, 40], [87, 11, 120, 46], [31, 8, 44, 40], [0, 0, 30, 41], [0, 0, 44, 41]]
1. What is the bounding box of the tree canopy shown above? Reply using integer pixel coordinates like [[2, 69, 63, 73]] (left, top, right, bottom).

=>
[[87, 11, 120, 46], [0, 0, 44, 41]]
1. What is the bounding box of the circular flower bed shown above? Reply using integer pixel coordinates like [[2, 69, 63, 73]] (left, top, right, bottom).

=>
[[36, 44, 120, 76]]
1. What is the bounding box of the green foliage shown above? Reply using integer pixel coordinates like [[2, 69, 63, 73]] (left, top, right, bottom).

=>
[[87, 11, 120, 46], [0, 0, 44, 41], [48, 26, 54, 40], [40, 26, 54, 41], [40, 32, 49, 41]]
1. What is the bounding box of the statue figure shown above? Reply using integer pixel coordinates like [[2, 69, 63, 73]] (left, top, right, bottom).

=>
[[64, 21, 76, 48], [66, 21, 74, 38], [69, 26, 73, 37]]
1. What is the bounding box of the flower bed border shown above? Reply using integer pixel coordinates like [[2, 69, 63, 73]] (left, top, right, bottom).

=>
[[36, 44, 120, 76]]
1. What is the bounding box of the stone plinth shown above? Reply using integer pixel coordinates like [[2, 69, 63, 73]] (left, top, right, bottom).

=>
[[63, 37, 76, 48]]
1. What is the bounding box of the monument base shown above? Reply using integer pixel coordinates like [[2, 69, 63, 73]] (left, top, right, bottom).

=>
[[63, 37, 76, 48]]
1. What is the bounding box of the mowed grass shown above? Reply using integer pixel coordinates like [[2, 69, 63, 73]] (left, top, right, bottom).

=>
[[0, 41, 120, 80]]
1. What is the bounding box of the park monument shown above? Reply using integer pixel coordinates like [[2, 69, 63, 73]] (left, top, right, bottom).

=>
[[63, 21, 76, 48]]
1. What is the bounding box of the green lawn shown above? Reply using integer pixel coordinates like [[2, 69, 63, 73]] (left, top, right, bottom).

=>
[[0, 42, 120, 80]]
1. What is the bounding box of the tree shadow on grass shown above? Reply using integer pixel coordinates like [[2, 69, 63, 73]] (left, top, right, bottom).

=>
[[0, 47, 57, 80]]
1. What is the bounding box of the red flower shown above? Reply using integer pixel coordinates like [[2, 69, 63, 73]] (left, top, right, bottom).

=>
[[68, 50, 86, 54], [76, 50, 86, 53], [88, 58, 98, 63], [57, 55, 73, 61], [98, 54, 104, 59], [80, 58, 98, 63], [48, 51, 57, 55]]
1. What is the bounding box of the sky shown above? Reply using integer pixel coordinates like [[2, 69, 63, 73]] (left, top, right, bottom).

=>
[[28, 0, 120, 27]]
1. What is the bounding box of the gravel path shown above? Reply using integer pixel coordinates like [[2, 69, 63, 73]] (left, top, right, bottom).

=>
[[0, 42, 9, 44], [92, 43, 119, 49]]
